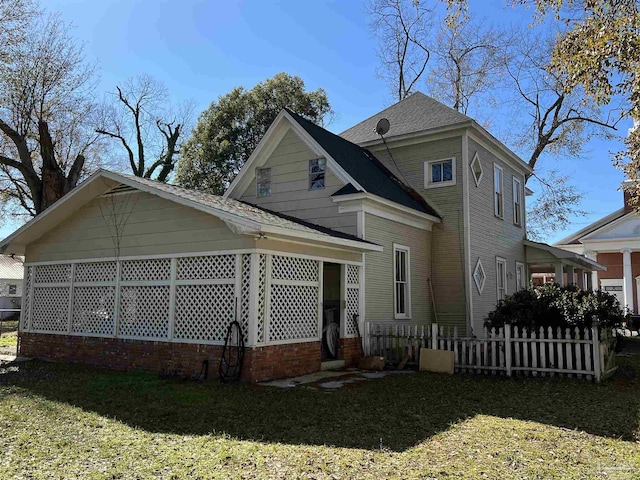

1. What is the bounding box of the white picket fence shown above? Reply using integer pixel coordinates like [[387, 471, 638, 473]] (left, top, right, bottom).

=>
[[365, 322, 618, 381]]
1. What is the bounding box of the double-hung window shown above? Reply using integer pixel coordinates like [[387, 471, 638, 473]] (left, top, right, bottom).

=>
[[515, 262, 526, 290], [425, 158, 456, 188], [393, 244, 411, 319], [309, 158, 326, 190], [494, 164, 504, 218], [496, 257, 507, 301], [256, 167, 271, 197], [513, 177, 522, 226]]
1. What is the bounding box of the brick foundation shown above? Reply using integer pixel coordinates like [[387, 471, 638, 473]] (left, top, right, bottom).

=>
[[18, 333, 322, 383], [338, 337, 364, 366]]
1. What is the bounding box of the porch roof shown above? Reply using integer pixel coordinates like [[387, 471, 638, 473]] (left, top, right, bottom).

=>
[[525, 240, 607, 272]]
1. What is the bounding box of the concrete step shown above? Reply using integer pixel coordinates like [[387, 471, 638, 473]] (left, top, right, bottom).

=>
[[320, 359, 345, 371]]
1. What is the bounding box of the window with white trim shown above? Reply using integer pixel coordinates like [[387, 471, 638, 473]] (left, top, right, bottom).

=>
[[516, 262, 526, 290], [473, 259, 486, 294], [425, 158, 456, 188], [256, 167, 271, 197], [496, 257, 507, 300], [470, 152, 483, 186], [513, 177, 522, 226], [8, 284, 16, 295], [494, 164, 504, 218], [309, 158, 326, 190], [393, 244, 411, 319]]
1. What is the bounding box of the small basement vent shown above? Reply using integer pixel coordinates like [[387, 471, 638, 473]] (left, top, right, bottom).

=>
[[102, 184, 137, 196]]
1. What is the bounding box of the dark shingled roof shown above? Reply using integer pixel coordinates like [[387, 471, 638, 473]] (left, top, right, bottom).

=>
[[332, 183, 362, 197], [242, 201, 379, 246], [285, 109, 440, 218], [339, 92, 472, 145]]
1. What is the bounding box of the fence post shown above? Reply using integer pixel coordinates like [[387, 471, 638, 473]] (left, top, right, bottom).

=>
[[431, 323, 438, 350], [505, 324, 512, 377], [592, 326, 601, 382]]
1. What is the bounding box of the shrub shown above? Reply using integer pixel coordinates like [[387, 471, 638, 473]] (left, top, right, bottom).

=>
[[484, 283, 628, 331]]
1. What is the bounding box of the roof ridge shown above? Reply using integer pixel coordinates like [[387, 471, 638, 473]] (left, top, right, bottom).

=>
[[339, 91, 471, 137]]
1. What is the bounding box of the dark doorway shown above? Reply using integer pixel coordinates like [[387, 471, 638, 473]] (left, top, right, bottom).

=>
[[322, 263, 342, 360]]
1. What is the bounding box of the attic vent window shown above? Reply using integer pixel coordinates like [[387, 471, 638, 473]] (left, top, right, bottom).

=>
[[425, 158, 456, 189], [257, 167, 271, 197], [473, 259, 486, 294], [309, 158, 326, 190], [470, 152, 483, 186]]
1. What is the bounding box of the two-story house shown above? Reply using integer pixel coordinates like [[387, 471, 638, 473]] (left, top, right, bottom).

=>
[[0, 92, 603, 381]]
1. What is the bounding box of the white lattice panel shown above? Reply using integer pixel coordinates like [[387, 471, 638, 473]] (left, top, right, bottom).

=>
[[31, 287, 70, 332], [177, 255, 235, 280], [345, 288, 359, 336], [75, 262, 117, 283], [271, 256, 318, 282], [268, 284, 318, 342], [118, 285, 170, 338], [20, 266, 32, 331], [256, 255, 267, 343], [121, 259, 170, 282], [34, 264, 71, 284], [346, 265, 359, 285], [72, 286, 115, 335], [174, 284, 235, 341], [240, 254, 250, 342]]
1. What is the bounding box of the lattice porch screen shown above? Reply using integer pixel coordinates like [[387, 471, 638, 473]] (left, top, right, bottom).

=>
[[21, 253, 250, 344], [22, 252, 362, 348], [343, 264, 361, 338], [266, 255, 321, 344]]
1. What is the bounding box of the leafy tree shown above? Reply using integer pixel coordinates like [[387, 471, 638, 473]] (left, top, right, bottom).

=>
[[175, 73, 332, 195], [96, 75, 193, 182], [0, 9, 104, 219]]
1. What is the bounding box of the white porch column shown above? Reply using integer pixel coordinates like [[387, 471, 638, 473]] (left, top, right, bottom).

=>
[[554, 263, 565, 287], [566, 266, 575, 285], [585, 250, 598, 291], [622, 248, 633, 312], [576, 269, 585, 289]]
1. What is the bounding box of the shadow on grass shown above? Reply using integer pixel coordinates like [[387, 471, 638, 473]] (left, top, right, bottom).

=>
[[1, 357, 639, 452]]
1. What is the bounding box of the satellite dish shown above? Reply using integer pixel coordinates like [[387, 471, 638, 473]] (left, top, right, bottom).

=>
[[374, 117, 390, 136]]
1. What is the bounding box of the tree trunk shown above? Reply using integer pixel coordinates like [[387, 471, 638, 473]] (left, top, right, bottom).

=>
[[38, 120, 69, 213]]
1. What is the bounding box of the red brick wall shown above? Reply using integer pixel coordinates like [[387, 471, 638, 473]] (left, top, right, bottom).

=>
[[338, 337, 363, 366], [596, 252, 640, 311], [19, 333, 322, 383], [244, 341, 321, 383]]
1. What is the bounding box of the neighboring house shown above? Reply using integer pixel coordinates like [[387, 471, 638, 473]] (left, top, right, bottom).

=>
[[555, 185, 640, 311], [0, 92, 603, 381], [0, 254, 23, 319]]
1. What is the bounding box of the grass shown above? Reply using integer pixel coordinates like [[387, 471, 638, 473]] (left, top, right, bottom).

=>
[[1, 354, 640, 479], [0, 320, 17, 348]]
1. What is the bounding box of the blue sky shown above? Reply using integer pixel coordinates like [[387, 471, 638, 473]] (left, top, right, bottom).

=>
[[1, 0, 629, 243]]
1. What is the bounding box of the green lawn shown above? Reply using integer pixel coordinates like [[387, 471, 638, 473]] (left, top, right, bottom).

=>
[[0, 320, 17, 348], [1, 355, 640, 479]]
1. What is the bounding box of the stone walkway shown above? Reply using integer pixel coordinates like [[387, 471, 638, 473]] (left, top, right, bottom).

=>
[[258, 368, 415, 390], [0, 353, 31, 366]]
